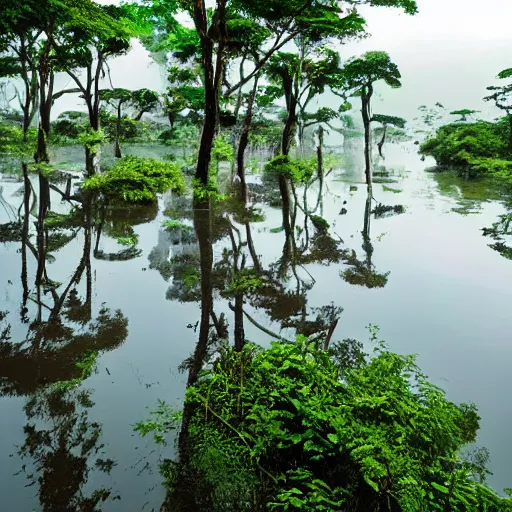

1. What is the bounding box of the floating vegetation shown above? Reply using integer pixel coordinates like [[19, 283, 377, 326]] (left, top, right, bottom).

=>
[[382, 185, 403, 193], [372, 203, 406, 218]]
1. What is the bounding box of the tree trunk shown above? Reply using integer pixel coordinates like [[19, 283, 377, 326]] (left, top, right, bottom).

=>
[[21, 164, 31, 311], [193, 0, 227, 185], [377, 124, 387, 159], [35, 41, 52, 163], [236, 78, 259, 202], [508, 115, 512, 151], [196, 50, 218, 185], [35, 173, 50, 288], [115, 100, 122, 158], [317, 125, 324, 181], [179, 199, 213, 456], [282, 95, 298, 156], [134, 110, 145, 122], [361, 85, 373, 194], [85, 106, 101, 175]]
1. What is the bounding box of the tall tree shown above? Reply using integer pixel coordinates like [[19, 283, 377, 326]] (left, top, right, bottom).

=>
[[340, 51, 402, 193], [0, 8, 41, 140], [99, 88, 132, 158], [131, 88, 160, 120], [51, 3, 134, 174]]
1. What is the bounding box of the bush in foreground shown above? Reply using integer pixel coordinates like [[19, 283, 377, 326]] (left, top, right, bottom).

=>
[[138, 334, 512, 511]]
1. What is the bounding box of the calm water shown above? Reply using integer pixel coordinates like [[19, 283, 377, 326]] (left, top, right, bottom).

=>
[[1, 142, 511, 511]]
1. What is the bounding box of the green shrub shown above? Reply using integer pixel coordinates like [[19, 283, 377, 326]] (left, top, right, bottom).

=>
[[146, 336, 511, 511], [420, 121, 509, 176], [83, 155, 185, 203], [52, 118, 87, 139]]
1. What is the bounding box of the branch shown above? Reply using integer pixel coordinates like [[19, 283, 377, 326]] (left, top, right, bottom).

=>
[[229, 303, 292, 343], [226, 29, 299, 96], [52, 88, 82, 103]]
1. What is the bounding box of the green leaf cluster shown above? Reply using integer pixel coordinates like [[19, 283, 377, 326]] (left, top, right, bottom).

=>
[[264, 155, 315, 183], [169, 337, 511, 511], [420, 121, 512, 178], [83, 155, 185, 203]]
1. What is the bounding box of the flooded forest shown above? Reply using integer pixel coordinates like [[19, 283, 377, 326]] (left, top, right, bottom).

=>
[[1, 0, 512, 510]]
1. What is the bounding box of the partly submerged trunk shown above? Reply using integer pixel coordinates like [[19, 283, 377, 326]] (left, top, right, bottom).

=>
[[85, 106, 101, 175], [317, 125, 324, 182]]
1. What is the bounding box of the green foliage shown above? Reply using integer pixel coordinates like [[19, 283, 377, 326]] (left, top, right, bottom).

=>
[[450, 109, 480, 122], [78, 128, 106, 153], [372, 114, 406, 128], [83, 155, 185, 203], [44, 211, 79, 230], [341, 51, 402, 92], [116, 234, 139, 247], [0, 122, 36, 155], [134, 400, 181, 445], [52, 351, 98, 392], [223, 269, 263, 297], [212, 136, 234, 163], [382, 185, 403, 193], [158, 333, 509, 511], [264, 155, 315, 183], [420, 121, 512, 178]]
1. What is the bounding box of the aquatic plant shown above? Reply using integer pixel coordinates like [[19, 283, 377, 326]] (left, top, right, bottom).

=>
[[83, 155, 185, 203]]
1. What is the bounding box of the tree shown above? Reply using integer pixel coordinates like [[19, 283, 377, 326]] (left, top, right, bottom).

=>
[[0, 8, 40, 140], [340, 51, 402, 192], [99, 88, 132, 157], [371, 113, 406, 158], [131, 88, 160, 121], [450, 108, 479, 122], [484, 68, 512, 149], [51, 2, 135, 174]]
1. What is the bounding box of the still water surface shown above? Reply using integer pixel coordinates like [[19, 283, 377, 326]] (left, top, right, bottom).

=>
[[0, 142, 511, 511]]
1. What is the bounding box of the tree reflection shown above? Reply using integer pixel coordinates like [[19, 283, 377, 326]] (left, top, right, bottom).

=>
[[341, 192, 390, 289], [0, 167, 131, 511]]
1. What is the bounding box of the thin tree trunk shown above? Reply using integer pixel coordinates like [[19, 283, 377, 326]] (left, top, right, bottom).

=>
[[21, 164, 31, 311], [115, 100, 122, 158], [377, 124, 387, 159], [508, 115, 512, 151], [317, 125, 324, 181], [282, 95, 297, 156], [236, 77, 259, 202], [361, 85, 373, 194]]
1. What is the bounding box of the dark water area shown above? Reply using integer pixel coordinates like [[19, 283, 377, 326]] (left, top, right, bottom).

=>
[[1, 142, 511, 511]]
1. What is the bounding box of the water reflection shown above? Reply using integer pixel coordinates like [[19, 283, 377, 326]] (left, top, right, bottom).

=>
[[154, 165, 406, 509], [0, 167, 132, 510]]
